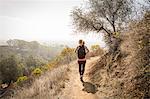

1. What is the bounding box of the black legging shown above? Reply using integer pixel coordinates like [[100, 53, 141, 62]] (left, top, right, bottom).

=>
[[78, 61, 86, 76]]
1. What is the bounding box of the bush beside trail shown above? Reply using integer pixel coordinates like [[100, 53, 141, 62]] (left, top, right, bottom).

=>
[[11, 64, 70, 99]]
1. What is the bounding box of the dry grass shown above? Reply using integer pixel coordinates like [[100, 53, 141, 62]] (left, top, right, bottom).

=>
[[5, 11, 149, 99], [120, 11, 150, 99], [87, 11, 150, 99], [10, 64, 70, 99]]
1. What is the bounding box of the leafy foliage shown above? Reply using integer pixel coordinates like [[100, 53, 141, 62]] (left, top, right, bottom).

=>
[[16, 76, 28, 84], [26, 55, 45, 68], [32, 68, 42, 76], [91, 45, 100, 51], [71, 0, 133, 52], [90, 45, 104, 57], [0, 55, 21, 83], [60, 47, 76, 64], [0, 39, 66, 84]]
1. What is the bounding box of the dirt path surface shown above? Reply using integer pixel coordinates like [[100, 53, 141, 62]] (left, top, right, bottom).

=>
[[58, 57, 104, 99]]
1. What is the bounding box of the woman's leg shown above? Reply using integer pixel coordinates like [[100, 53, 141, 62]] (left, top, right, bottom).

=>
[[78, 61, 82, 76], [78, 61, 84, 82], [81, 61, 86, 75]]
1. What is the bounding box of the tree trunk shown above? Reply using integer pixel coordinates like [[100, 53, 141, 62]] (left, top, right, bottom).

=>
[[112, 24, 116, 32]]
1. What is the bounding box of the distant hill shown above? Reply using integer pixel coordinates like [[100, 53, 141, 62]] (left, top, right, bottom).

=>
[[0, 39, 65, 63]]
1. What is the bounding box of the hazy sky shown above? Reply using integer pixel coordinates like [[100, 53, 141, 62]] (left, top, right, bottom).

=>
[[0, 0, 105, 47]]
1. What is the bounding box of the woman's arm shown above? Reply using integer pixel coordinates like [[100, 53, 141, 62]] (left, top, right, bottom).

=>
[[75, 46, 79, 54], [85, 46, 89, 53]]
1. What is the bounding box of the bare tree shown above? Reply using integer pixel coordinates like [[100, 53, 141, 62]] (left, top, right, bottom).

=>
[[71, 0, 133, 53], [145, 0, 150, 5]]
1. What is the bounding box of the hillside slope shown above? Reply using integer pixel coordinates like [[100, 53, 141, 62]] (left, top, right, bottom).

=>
[[86, 12, 150, 99], [10, 56, 102, 99], [10, 65, 70, 99]]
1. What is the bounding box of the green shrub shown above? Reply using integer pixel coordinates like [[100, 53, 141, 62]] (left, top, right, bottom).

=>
[[16, 76, 28, 84], [91, 45, 100, 51], [32, 68, 42, 76], [0, 55, 21, 83]]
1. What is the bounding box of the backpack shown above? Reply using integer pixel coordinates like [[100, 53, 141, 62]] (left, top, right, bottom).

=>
[[78, 45, 86, 59]]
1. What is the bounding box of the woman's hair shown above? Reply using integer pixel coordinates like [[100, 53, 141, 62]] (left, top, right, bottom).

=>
[[79, 39, 83, 44], [83, 41, 85, 45]]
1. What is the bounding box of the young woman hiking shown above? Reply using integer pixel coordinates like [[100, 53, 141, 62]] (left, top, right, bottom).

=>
[[75, 40, 89, 82]]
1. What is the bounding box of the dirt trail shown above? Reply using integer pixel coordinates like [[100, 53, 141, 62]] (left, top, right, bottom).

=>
[[58, 57, 104, 99]]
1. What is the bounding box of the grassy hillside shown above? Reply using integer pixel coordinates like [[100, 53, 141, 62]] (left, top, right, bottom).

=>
[[0, 39, 67, 84], [0, 43, 77, 99], [10, 64, 70, 99], [87, 11, 150, 99]]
